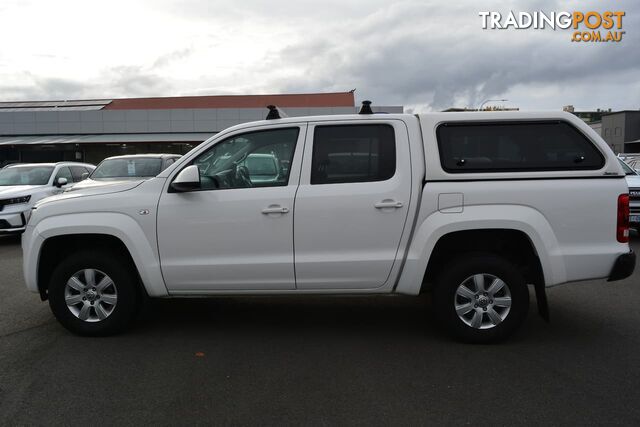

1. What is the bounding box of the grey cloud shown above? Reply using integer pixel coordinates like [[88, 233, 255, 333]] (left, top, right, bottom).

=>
[[104, 66, 173, 97], [0, 66, 174, 101], [0, 76, 87, 101], [160, 0, 391, 23], [262, 0, 640, 110], [1, 0, 637, 111], [152, 48, 194, 69]]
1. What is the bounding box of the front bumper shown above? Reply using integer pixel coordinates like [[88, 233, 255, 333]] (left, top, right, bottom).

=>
[[0, 210, 27, 233], [608, 251, 636, 282], [22, 225, 43, 294]]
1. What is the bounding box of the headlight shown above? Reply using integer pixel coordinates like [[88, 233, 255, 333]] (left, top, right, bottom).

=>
[[1, 195, 32, 205], [0, 195, 32, 211]]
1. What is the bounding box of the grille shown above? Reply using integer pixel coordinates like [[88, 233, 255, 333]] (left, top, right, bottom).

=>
[[0, 219, 11, 229]]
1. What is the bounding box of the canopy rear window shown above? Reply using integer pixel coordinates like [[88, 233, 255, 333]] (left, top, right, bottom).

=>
[[437, 121, 605, 173]]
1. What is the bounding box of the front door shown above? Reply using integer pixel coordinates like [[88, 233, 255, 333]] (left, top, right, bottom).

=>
[[293, 121, 412, 290], [157, 125, 306, 292]]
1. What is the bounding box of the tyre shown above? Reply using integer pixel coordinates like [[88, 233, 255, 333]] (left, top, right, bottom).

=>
[[432, 253, 529, 344], [48, 250, 140, 336]]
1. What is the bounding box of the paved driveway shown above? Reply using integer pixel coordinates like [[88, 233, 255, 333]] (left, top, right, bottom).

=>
[[1, 235, 639, 425]]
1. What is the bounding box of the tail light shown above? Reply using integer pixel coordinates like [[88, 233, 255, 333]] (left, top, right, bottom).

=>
[[617, 194, 630, 243]]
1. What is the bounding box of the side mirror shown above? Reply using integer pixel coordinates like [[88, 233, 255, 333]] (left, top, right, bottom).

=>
[[81, 172, 89, 180], [55, 177, 68, 188], [170, 165, 201, 192]]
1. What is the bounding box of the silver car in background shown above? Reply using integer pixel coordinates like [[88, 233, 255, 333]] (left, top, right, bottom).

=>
[[69, 154, 181, 191], [0, 162, 95, 233]]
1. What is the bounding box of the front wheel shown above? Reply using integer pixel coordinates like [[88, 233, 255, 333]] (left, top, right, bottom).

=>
[[433, 254, 529, 343], [48, 251, 140, 336]]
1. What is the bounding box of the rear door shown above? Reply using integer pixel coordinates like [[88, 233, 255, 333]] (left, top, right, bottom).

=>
[[293, 120, 412, 290]]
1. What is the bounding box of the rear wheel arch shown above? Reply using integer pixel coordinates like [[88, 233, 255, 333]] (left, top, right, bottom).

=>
[[421, 229, 544, 293], [37, 233, 146, 301]]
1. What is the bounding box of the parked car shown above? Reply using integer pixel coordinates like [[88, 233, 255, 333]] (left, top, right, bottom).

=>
[[619, 158, 640, 227], [619, 154, 640, 173], [0, 162, 94, 234], [238, 153, 283, 184], [1, 161, 19, 169], [68, 154, 181, 191], [22, 109, 634, 343]]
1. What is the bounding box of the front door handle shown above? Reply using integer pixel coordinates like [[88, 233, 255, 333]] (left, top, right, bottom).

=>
[[374, 199, 403, 209], [262, 205, 290, 214]]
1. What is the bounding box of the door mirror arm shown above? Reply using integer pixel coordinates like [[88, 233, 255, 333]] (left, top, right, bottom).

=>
[[170, 165, 201, 192], [54, 177, 68, 188]]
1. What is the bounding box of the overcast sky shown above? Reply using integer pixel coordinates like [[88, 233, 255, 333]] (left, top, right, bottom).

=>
[[0, 0, 637, 112]]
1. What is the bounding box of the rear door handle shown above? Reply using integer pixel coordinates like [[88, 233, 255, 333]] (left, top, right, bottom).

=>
[[374, 199, 403, 209], [262, 205, 290, 214]]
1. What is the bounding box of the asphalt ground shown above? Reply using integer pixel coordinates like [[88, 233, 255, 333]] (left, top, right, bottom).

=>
[[1, 234, 639, 425]]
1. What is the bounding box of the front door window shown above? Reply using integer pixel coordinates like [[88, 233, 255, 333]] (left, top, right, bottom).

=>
[[194, 128, 299, 190]]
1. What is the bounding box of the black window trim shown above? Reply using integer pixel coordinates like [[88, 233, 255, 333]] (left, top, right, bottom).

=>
[[310, 123, 397, 185], [435, 119, 606, 174]]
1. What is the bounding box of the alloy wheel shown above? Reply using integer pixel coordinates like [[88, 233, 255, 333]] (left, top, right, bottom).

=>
[[454, 273, 512, 329], [64, 269, 118, 322]]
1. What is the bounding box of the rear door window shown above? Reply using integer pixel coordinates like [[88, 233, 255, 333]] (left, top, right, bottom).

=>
[[311, 124, 396, 184], [437, 121, 604, 173]]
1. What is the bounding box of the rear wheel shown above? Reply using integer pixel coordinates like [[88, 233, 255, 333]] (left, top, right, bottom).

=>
[[48, 251, 139, 336], [433, 254, 529, 343]]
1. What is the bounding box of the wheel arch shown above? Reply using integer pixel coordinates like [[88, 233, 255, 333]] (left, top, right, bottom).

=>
[[421, 229, 544, 292], [37, 233, 145, 300], [30, 212, 168, 300], [394, 205, 566, 296]]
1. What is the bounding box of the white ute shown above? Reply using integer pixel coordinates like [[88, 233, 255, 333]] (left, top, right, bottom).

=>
[[22, 104, 635, 342]]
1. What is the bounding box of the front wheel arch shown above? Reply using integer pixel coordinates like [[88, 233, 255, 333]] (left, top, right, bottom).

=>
[[37, 234, 147, 301]]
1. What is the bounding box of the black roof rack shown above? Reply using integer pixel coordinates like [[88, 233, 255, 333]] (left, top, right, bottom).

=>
[[266, 105, 281, 120], [359, 100, 373, 115]]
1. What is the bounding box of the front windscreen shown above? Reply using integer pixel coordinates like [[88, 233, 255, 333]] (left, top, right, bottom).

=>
[[91, 158, 163, 179], [0, 166, 54, 186]]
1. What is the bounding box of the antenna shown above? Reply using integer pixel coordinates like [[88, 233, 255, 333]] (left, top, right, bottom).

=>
[[359, 100, 373, 115]]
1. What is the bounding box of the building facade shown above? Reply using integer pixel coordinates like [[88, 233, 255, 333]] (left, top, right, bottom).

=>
[[600, 110, 640, 153], [562, 105, 612, 124], [0, 92, 402, 166]]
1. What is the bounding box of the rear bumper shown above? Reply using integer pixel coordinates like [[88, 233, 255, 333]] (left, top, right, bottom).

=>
[[608, 251, 636, 282]]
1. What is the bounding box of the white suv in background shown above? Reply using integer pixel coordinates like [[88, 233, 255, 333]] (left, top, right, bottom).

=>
[[0, 162, 94, 233]]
